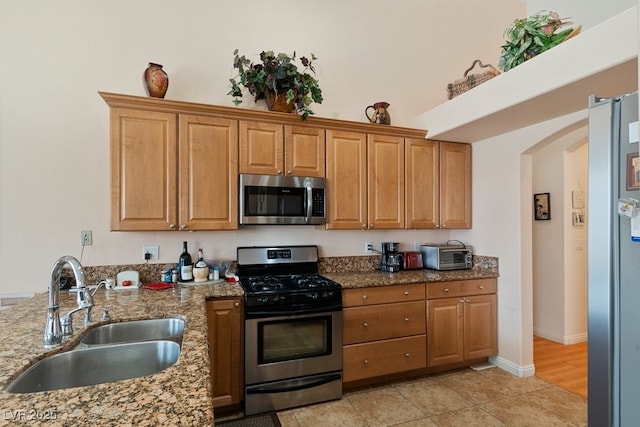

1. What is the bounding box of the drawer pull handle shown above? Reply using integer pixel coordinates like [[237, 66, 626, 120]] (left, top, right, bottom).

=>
[[362, 295, 368, 300], [444, 288, 450, 292], [405, 353, 411, 357], [404, 317, 410, 323], [363, 359, 368, 365], [363, 322, 369, 328], [404, 291, 410, 295]]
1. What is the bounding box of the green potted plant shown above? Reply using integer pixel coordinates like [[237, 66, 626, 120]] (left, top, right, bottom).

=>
[[499, 11, 577, 72], [228, 49, 323, 120]]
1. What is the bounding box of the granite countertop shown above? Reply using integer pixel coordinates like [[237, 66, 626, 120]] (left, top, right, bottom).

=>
[[0, 282, 243, 427], [323, 267, 499, 289]]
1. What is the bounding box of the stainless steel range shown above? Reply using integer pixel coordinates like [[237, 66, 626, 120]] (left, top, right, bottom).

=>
[[237, 245, 343, 416]]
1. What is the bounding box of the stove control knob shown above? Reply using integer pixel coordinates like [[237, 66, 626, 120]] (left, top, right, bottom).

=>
[[307, 292, 318, 300], [258, 296, 270, 304]]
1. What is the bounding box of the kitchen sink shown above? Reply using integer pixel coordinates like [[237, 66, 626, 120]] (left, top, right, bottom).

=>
[[5, 340, 180, 393], [79, 317, 185, 347]]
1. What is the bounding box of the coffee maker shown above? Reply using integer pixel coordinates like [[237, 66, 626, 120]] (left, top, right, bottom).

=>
[[380, 242, 401, 272]]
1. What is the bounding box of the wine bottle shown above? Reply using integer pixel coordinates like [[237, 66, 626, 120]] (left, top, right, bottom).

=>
[[178, 241, 193, 282]]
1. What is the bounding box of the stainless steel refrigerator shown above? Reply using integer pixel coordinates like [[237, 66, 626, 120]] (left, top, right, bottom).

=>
[[588, 92, 640, 427]]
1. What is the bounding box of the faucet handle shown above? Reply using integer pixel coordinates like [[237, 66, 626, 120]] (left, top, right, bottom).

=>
[[101, 308, 111, 322], [61, 315, 74, 337]]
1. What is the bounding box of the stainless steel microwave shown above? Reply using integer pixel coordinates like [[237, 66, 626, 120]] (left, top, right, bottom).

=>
[[239, 174, 327, 225]]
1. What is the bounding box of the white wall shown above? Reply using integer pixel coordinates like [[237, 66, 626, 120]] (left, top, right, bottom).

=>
[[531, 126, 588, 344], [525, 0, 636, 30], [0, 0, 525, 294]]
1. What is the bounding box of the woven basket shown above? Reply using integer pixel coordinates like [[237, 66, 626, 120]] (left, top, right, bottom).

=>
[[447, 60, 501, 99]]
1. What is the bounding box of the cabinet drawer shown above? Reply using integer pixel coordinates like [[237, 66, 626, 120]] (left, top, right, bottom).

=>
[[343, 335, 426, 382], [426, 278, 496, 299], [343, 301, 425, 344], [343, 284, 425, 307]]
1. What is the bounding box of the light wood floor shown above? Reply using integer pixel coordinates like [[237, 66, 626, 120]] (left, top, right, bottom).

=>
[[534, 335, 587, 398]]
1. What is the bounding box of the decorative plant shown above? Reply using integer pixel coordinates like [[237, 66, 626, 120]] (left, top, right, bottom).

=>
[[228, 49, 323, 120], [499, 11, 574, 72]]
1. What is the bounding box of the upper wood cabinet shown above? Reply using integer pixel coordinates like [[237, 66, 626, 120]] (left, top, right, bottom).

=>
[[405, 140, 471, 229], [239, 120, 325, 177], [325, 130, 405, 230], [440, 141, 472, 229], [110, 108, 178, 231], [179, 115, 238, 230], [109, 107, 238, 231]]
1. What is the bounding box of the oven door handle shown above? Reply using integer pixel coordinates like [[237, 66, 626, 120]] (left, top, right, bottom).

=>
[[305, 185, 313, 224], [246, 372, 342, 395]]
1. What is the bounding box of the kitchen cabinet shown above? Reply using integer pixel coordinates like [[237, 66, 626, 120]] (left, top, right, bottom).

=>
[[426, 278, 497, 367], [109, 108, 238, 231], [405, 139, 471, 229], [206, 298, 243, 409], [325, 131, 405, 230], [239, 120, 325, 177], [342, 284, 426, 383]]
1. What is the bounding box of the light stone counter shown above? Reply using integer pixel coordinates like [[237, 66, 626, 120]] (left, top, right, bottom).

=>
[[0, 282, 242, 427]]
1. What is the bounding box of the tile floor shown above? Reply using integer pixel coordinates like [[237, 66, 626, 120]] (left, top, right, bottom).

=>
[[276, 367, 587, 426]]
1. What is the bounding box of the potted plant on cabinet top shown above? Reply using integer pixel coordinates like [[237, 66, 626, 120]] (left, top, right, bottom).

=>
[[499, 10, 578, 72], [228, 49, 323, 120]]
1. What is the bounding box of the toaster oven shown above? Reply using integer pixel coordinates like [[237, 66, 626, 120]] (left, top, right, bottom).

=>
[[420, 243, 473, 271]]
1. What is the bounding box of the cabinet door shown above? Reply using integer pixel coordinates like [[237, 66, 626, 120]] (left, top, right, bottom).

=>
[[325, 130, 367, 229], [239, 121, 283, 175], [207, 298, 243, 408], [367, 134, 405, 229], [439, 142, 471, 229], [110, 108, 177, 231], [179, 115, 238, 230], [426, 298, 464, 367], [405, 139, 439, 229], [463, 294, 497, 360], [284, 126, 325, 177]]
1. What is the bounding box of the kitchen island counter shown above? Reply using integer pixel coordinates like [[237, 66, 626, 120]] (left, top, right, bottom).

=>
[[0, 282, 242, 426]]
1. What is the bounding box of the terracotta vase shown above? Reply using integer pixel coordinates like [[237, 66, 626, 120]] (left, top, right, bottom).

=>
[[264, 89, 296, 113], [143, 63, 169, 98]]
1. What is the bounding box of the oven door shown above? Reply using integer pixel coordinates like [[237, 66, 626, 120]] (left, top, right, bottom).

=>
[[245, 310, 342, 385]]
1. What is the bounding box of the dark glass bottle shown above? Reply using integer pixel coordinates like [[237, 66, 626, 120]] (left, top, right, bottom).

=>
[[178, 241, 193, 282]]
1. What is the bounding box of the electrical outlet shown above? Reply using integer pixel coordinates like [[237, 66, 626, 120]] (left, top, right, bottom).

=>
[[81, 230, 93, 246], [365, 241, 373, 253], [143, 245, 159, 260]]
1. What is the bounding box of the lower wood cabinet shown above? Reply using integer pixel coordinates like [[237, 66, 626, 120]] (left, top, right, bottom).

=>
[[343, 335, 426, 382], [426, 278, 497, 367], [206, 298, 243, 408], [342, 284, 426, 383]]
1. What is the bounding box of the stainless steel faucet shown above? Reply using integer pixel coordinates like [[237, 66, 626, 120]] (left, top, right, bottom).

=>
[[44, 256, 85, 348], [61, 281, 106, 336]]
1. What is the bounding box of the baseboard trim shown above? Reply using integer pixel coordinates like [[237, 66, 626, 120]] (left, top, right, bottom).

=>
[[489, 355, 535, 378], [533, 327, 587, 344]]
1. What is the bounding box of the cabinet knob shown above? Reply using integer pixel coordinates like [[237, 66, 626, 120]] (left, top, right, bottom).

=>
[[361, 224, 367, 230], [460, 298, 465, 304], [404, 317, 410, 323], [277, 170, 283, 175], [180, 224, 187, 230], [363, 359, 368, 366], [479, 285, 485, 289], [435, 224, 440, 229], [363, 322, 369, 328], [369, 224, 374, 229], [286, 170, 292, 175], [362, 295, 368, 300], [466, 298, 471, 303], [441, 224, 447, 228], [444, 288, 450, 292], [405, 353, 411, 357], [234, 302, 240, 308], [404, 291, 410, 295], [169, 223, 176, 230]]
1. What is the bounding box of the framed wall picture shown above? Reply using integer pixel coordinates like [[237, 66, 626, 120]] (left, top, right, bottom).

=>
[[534, 192, 551, 220], [627, 152, 640, 191]]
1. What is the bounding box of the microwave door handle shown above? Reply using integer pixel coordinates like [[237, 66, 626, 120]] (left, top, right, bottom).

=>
[[305, 186, 313, 224]]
